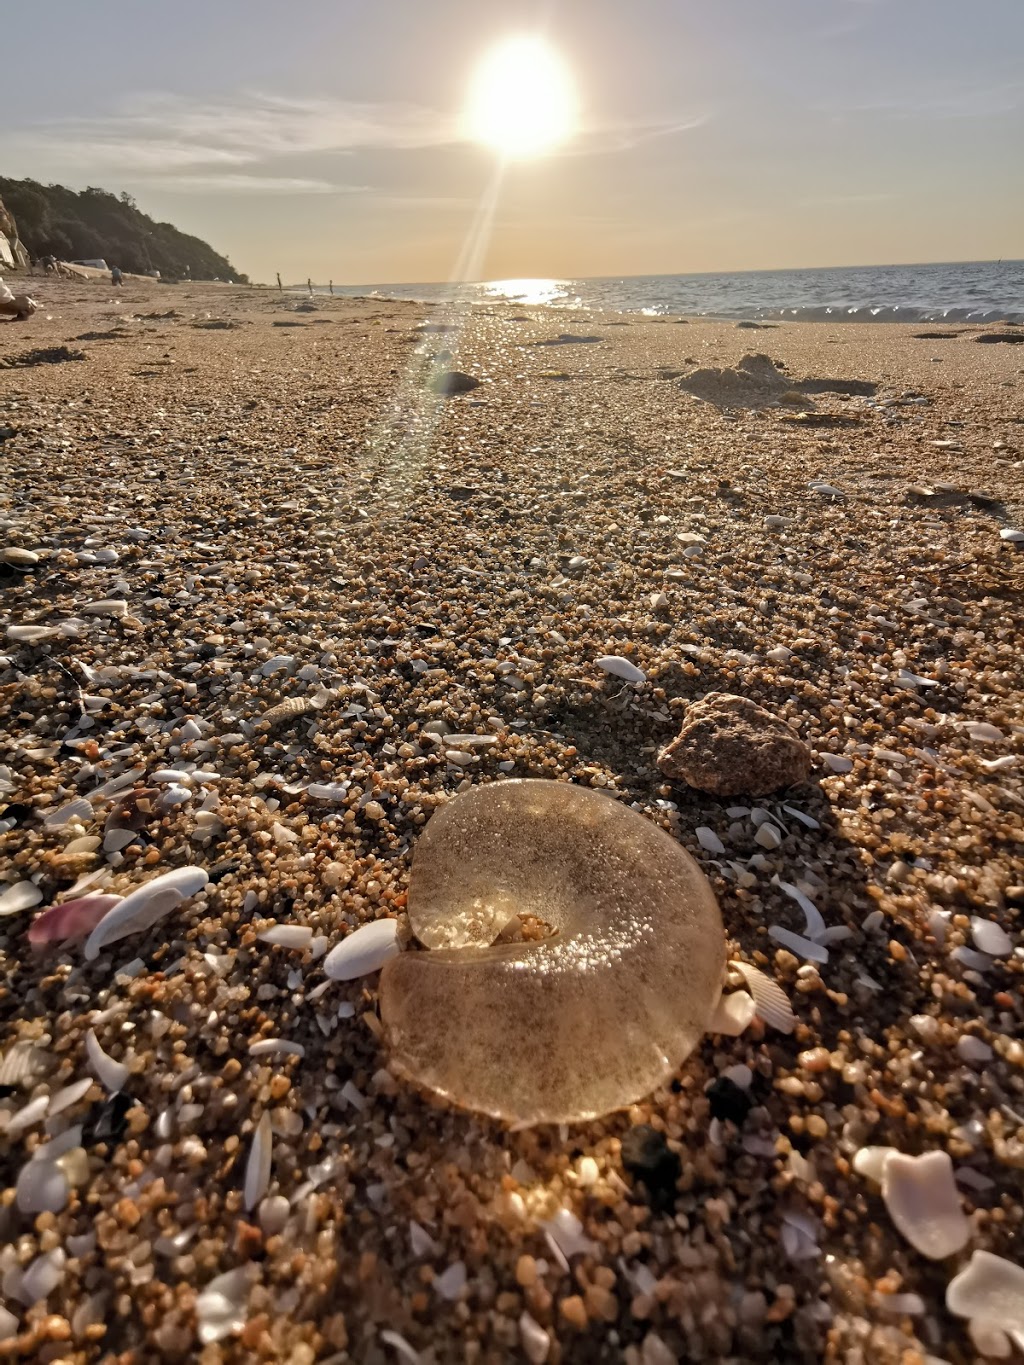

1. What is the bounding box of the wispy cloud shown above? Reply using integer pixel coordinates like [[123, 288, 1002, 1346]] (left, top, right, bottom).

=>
[[4, 90, 460, 177], [150, 173, 363, 194]]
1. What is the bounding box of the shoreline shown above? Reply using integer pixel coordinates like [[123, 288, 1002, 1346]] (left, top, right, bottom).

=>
[[1, 280, 1022, 1362]]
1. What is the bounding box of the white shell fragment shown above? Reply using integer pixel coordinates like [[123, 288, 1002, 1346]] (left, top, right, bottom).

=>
[[324, 918, 400, 981], [248, 1039, 305, 1060], [695, 826, 725, 855], [708, 990, 758, 1036], [880, 1150, 970, 1260], [244, 1112, 272, 1211], [195, 1265, 253, 1345], [969, 917, 1012, 956], [960, 721, 1004, 743], [257, 925, 313, 950], [853, 1145, 898, 1185], [0, 881, 44, 916], [769, 925, 828, 963], [730, 960, 796, 1034], [84, 866, 209, 960], [594, 655, 646, 683], [85, 1028, 129, 1093], [946, 1250, 1024, 1334], [81, 598, 128, 618]]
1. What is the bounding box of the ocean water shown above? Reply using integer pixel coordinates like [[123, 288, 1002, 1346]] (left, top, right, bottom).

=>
[[326, 260, 1024, 324]]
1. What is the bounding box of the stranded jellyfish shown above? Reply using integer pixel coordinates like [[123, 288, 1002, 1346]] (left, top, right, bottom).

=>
[[379, 779, 725, 1123]]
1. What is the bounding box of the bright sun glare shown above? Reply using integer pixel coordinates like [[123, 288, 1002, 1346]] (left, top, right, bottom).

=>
[[466, 36, 576, 159]]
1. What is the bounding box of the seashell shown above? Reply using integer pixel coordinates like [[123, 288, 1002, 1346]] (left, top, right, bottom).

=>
[[258, 925, 313, 950], [81, 599, 128, 618], [44, 798, 93, 827], [821, 753, 853, 773], [324, 918, 400, 980], [998, 528, 1024, 544], [196, 1266, 253, 1345], [881, 1150, 969, 1259], [379, 780, 725, 1122], [595, 655, 646, 683], [768, 925, 828, 963], [243, 1112, 272, 1211], [708, 990, 757, 1036], [48, 1078, 94, 1116], [84, 866, 209, 960], [28, 894, 122, 945], [381, 1329, 423, 1364], [854, 1145, 898, 1184], [946, 1250, 1024, 1333], [16, 1152, 70, 1215], [433, 1261, 468, 1301], [777, 881, 826, 939], [970, 916, 1012, 956], [695, 826, 725, 855], [85, 1028, 129, 1093], [261, 696, 310, 729], [960, 721, 1004, 743], [809, 482, 843, 498], [306, 782, 350, 801], [730, 959, 796, 1033], [0, 880, 44, 916], [754, 822, 782, 849], [247, 1038, 305, 1059], [6, 624, 58, 643]]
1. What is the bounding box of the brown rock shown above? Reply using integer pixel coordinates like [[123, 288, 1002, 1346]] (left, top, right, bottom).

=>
[[657, 692, 811, 796]]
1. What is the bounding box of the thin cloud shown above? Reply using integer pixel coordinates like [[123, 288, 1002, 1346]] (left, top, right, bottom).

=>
[[4, 90, 461, 178], [147, 174, 363, 194]]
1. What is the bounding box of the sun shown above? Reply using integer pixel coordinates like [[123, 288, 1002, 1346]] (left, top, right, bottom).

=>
[[466, 36, 576, 159]]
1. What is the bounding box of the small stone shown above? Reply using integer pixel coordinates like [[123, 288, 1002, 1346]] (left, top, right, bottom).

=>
[[657, 692, 811, 796], [1, 547, 40, 567], [620, 1125, 681, 1209], [430, 370, 480, 396], [705, 1077, 754, 1125], [559, 1295, 588, 1330], [881, 1150, 969, 1259]]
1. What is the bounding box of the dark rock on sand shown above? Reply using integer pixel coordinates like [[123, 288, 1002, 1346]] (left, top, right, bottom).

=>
[[658, 692, 811, 796], [430, 370, 480, 396], [620, 1125, 681, 1209]]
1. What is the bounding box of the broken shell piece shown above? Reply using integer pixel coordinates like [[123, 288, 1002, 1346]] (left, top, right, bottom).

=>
[[84, 867, 209, 960], [708, 991, 757, 1036], [595, 655, 646, 684], [28, 894, 122, 946], [324, 919, 400, 980], [379, 779, 725, 1123], [946, 1250, 1024, 1334], [881, 1150, 970, 1260], [729, 960, 796, 1034]]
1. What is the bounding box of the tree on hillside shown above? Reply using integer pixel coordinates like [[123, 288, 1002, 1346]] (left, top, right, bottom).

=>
[[0, 177, 247, 281]]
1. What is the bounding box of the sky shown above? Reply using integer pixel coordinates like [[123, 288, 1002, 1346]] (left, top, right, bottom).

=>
[[1, 0, 1023, 285]]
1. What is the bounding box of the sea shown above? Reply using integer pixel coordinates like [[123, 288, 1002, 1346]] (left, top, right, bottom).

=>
[[323, 260, 1024, 324]]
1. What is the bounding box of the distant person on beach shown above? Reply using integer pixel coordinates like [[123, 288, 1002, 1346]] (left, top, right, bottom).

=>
[[111, 266, 123, 287], [276, 272, 283, 292]]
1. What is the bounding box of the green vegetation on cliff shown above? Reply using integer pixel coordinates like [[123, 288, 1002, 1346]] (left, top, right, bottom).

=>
[[0, 178, 246, 281]]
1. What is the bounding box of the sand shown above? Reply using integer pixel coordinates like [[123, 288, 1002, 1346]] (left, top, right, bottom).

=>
[[0, 279, 1022, 1363]]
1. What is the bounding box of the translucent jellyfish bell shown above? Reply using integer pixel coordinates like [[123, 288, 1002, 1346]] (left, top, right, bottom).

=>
[[379, 779, 725, 1123]]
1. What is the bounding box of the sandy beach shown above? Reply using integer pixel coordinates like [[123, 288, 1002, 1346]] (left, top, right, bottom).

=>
[[1, 280, 1023, 1362]]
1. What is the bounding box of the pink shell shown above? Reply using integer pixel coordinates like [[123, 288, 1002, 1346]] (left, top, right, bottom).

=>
[[27, 894, 122, 946]]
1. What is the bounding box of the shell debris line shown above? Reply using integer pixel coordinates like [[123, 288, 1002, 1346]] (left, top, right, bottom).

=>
[[378, 779, 725, 1122], [1, 282, 1023, 1361]]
